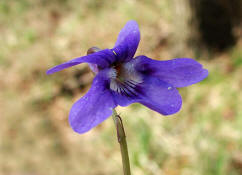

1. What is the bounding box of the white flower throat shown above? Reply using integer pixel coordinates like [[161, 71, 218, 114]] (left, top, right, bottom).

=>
[[109, 62, 143, 97]]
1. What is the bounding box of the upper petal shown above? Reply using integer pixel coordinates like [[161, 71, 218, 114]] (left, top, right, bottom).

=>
[[112, 20, 140, 62], [46, 49, 115, 74], [133, 56, 208, 88], [69, 69, 116, 134]]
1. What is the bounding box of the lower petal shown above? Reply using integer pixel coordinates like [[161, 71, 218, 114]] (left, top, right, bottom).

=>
[[112, 75, 182, 115], [69, 70, 116, 134], [111, 90, 137, 107], [137, 76, 182, 115]]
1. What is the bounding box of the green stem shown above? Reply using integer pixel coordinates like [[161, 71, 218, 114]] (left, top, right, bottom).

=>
[[112, 109, 131, 175]]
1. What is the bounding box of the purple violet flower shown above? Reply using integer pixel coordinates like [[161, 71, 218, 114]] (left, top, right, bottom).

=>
[[47, 21, 208, 134]]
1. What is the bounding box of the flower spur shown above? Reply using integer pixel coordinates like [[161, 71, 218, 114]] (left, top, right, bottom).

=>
[[47, 20, 208, 134]]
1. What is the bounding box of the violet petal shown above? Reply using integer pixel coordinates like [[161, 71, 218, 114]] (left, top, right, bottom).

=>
[[112, 76, 182, 115], [137, 76, 182, 115], [111, 90, 137, 107], [46, 49, 115, 74], [113, 20, 140, 62], [133, 56, 208, 87], [69, 69, 116, 134]]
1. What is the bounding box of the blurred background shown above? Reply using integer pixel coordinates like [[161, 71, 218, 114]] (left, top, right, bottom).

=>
[[0, 0, 242, 175]]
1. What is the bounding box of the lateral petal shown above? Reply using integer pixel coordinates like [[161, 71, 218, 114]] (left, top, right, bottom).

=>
[[133, 56, 208, 88], [69, 69, 116, 134]]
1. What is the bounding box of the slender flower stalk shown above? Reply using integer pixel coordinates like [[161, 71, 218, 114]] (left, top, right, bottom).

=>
[[112, 109, 131, 175], [88, 48, 131, 174]]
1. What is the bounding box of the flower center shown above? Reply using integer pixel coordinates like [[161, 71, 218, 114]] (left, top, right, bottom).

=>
[[110, 62, 142, 97]]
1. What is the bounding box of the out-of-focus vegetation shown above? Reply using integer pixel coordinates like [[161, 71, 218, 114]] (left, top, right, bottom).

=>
[[0, 0, 241, 175]]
